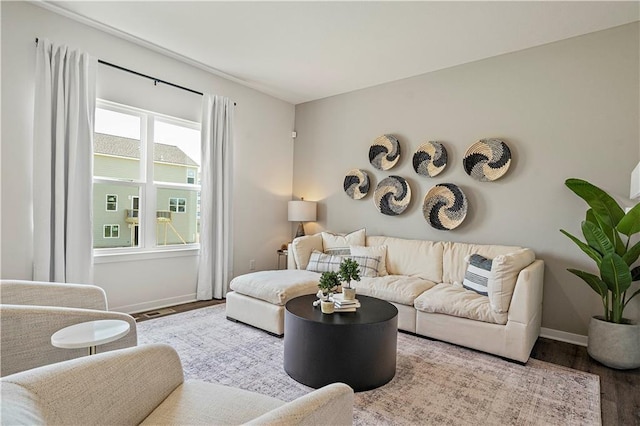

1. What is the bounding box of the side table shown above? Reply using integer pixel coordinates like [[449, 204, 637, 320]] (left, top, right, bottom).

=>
[[277, 249, 288, 270], [51, 319, 131, 355]]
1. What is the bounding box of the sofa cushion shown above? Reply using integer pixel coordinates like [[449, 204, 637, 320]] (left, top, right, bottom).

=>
[[292, 234, 323, 270], [354, 275, 436, 306], [489, 248, 536, 313], [230, 270, 320, 305], [141, 381, 284, 425], [350, 245, 388, 276], [414, 283, 508, 325], [462, 254, 492, 295], [322, 229, 366, 254], [366, 236, 443, 282], [441, 242, 524, 286]]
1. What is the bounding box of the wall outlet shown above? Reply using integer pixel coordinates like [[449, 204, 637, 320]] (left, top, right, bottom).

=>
[[249, 259, 256, 270]]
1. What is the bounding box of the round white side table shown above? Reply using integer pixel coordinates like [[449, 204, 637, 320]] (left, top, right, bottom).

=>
[[51, 319, 130, 355]]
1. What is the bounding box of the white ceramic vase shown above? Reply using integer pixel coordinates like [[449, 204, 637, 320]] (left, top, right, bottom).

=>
[[342, 287, 356, 301], [320, 300, 335, 314]]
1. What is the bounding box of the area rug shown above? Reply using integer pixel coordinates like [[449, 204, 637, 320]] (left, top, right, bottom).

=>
[[137, 304, 601, 425]]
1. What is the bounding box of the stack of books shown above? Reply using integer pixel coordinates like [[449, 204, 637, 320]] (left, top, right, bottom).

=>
[[331, 293, 361, 312]]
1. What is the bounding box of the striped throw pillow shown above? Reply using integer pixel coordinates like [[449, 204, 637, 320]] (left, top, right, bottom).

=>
[[349, 255, 381, 278], [306, 250, 343, 273], [324, 247, 351, 256], [462, 254, 492, 296]]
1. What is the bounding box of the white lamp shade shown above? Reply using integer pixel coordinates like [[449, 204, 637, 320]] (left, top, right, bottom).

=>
[[288, 200, 317, 222]]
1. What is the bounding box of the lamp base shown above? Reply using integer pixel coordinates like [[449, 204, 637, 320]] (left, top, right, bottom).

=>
[[295, 222, 306, 238]]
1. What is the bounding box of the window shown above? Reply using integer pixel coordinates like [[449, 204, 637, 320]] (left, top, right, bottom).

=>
[[187, 169, 196, 184], [106, 194, 118, 211], [93, 100, 201, 251], [169, 197, 186, 213], [103, 224, 120, 238]]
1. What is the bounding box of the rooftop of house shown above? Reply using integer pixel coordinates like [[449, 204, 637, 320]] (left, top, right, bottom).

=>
[[94, 133, 199, 167]]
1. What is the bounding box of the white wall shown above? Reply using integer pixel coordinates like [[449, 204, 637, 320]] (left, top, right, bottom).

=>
[[293, 23, 640, 337], [1, 2, 295, 312]]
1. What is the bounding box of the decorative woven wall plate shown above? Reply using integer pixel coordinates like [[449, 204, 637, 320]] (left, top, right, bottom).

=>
[[369, 134, 401, 170], [413, 141, 448, 177], [463, 139, 511, 181], [423, 183, 468, 230], [343, 169, 370, 200], [374, 176, 411, 216]]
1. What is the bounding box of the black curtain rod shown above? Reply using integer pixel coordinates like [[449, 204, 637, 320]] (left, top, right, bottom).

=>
[[35, 37, 237, 105], [97, 59, 203, 96]]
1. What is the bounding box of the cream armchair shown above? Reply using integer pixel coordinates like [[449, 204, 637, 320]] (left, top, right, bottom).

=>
[[1, 343, 354, 425], [0, 279, 137, 376]]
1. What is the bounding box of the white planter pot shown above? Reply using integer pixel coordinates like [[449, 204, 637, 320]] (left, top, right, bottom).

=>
[[587, 316, 640, 370], [320, 300, 335, 314], [342, 287, 356, 301]]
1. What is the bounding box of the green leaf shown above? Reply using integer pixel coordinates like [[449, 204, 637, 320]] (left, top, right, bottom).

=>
[[588, 209, 625, 255], [623, 242, 640, 268], [600, 253, 632, 296], [565, 178, 625, 228], [616, 203, 640, 237], [581, 220, 614, 256], [625, 288, 640, 307], [631, 266, 640, 282], [560, 229, 603, 267], [567, 269, 608, 298]]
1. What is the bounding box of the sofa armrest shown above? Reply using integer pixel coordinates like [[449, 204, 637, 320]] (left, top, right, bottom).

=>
[[287, 243, 296, 269], [0, 305, 137, 376], [1, 344, 183, 425], [245, 383, 354, 426], [507, 259, 544, 325], [0, 279, 108, 310]]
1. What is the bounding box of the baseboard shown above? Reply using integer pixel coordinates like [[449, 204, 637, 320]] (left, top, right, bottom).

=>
[[111, 294, 197, 314], [540, 327, 588, 347]]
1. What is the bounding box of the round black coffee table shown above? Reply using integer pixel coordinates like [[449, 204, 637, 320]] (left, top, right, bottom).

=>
[[284, 294, 398, 392]]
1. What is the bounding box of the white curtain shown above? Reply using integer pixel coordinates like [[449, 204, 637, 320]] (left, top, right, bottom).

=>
[[197, 94, 235, 299], [32, 39, 97, 283]]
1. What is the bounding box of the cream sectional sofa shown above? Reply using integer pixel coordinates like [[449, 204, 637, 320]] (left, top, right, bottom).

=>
[[227, 232, 544, 363]]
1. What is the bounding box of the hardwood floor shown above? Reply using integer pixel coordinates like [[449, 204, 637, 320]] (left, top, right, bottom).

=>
[[135, 301, 639, 425], [531, 338, 640, 426]]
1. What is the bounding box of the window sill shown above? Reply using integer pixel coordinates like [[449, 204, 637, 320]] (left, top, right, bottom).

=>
[[94, 246, 200, 264]]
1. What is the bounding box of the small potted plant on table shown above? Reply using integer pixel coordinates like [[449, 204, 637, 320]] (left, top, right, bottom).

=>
[[318, 271, 340, 314], [339, 258, 361, 301]]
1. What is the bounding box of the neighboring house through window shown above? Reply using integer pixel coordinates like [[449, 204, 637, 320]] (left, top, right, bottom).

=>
[[93, 100, 201, 250]]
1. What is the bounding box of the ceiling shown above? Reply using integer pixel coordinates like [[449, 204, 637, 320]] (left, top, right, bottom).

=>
[[43, 1, 639, 105]]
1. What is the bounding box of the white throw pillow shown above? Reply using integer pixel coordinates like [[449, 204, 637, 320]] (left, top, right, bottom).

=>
[[292, 234, 323, 270], [321, 229, 366, 253], [488, 248, 535, 313], [350, 245, 388, 276]]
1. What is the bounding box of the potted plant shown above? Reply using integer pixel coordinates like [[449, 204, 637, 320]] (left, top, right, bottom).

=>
[[318, 271, 340, 314], [339, 258, 361, 300], [560, 178, 640, 369]]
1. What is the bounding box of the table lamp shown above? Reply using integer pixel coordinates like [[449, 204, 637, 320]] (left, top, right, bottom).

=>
[[288, 199, 317, 238]]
